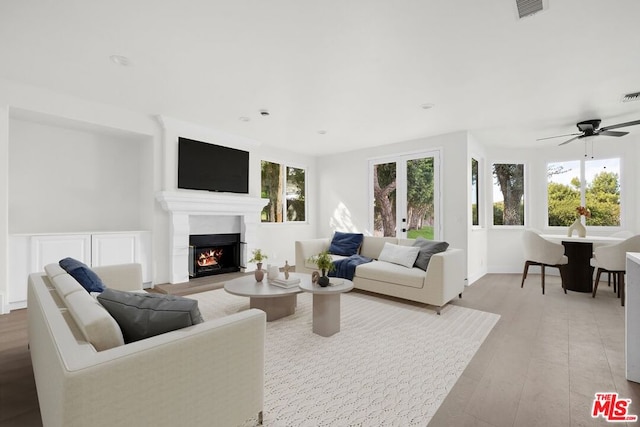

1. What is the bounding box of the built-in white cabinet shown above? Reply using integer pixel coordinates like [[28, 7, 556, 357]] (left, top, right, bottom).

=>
[[8, 231, 152, 310]]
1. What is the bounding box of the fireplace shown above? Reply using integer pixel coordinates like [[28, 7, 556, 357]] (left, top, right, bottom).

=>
[[189, 234, 242, 278]]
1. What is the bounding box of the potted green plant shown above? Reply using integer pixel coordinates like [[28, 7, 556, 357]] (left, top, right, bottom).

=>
[[309, 250, 335, 287], [249, 249, 268, 282]]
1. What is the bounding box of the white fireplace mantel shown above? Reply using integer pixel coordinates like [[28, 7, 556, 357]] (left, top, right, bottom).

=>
[[156, 191, 268, 283]]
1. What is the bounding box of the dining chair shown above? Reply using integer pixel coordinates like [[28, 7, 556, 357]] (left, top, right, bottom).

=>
[[604, 230, 635, 292], [591, 234, 640, 306], [521, 229, 568, 294]]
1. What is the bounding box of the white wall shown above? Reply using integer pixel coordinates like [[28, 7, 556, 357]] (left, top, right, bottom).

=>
[[316, 131, 470, 277], [468, 133, 488, 284], [0, 106, 8, 312], [9, 118, 150, 233], [254, 144, 317, 267]]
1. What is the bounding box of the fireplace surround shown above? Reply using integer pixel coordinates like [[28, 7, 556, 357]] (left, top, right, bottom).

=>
[[156, 191, 268, 284]]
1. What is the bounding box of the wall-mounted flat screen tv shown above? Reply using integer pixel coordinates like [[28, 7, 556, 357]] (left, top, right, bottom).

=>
[[178, 137, 249, 194]]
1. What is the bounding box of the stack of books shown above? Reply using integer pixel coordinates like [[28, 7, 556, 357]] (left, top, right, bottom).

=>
[[269, 276, 301, 289]]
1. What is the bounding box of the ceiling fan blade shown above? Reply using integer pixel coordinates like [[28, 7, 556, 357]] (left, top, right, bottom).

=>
[[536, 132, 582, 141], [600, 119, 640, 131], [558, 135, 581, 146], [598, 130, 629, 137]]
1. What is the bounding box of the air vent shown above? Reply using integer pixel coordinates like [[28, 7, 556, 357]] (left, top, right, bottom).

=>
[[622, 92, 640, 103], [516, 0, 544, 18]]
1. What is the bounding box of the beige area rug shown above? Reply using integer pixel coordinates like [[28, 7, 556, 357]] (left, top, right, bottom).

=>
[[189, 289, 500, 426]]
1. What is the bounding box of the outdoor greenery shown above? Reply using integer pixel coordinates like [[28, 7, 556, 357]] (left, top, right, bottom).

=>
[[493, 163, 525, 226], [374, 158, 434, 237], [261, 161, 306, 222], [548, 169, 620, 226]]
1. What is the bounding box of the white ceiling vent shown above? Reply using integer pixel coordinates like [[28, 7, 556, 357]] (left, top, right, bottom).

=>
[[622, 92, 640, 103], [516, 0, 544, 19]]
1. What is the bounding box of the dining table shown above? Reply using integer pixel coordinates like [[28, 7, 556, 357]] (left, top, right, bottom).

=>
[[540, 234, 625, 293]]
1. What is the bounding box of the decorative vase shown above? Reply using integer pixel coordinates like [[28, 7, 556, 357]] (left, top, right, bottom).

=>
[[318, 269, 330, 287], [254, 262, 264, 282], [567, 217, 586, 238]]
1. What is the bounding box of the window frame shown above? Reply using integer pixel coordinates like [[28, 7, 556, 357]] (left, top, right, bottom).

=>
[[260, 159, 308, 225], [545, 157, 622, 230], [491, 161, 527, 228]]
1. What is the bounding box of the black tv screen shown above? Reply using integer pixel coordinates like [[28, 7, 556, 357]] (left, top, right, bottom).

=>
[[178, 137, 249, 194]]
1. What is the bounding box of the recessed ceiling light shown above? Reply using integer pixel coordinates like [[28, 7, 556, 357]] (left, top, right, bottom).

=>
[[318, 130, 327, 135], [109, 55, 131, 66], [420, 103, 435, 110], [239, 116, 250, 122], [259, 109, 270, 116]]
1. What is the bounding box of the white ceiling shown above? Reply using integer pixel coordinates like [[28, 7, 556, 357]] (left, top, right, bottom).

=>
[[1, 0, 639, 155]]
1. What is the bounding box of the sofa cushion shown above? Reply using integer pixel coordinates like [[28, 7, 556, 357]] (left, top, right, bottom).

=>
[[65, 289, 125, 351], [328, 232, 364, 256], [361, 236, 398, 259], [97, 289, 204, 343], [355, 261, 425, 289], [44, 263, 67, 279], [59, 257, 106, 293], [378, 242, 420, 268], [412, 238, 449, 271], [52, 274, 85, 298]]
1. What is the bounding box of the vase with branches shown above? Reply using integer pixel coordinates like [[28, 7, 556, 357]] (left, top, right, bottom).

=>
[[249, 249, 268, 282]]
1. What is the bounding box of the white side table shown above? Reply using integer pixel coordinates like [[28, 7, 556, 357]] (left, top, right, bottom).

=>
[[299, 279, 354, 337]]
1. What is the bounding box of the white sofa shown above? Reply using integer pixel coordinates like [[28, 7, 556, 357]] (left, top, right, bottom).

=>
[[28, 263, 265, 427], [295, 236, 466, 314]]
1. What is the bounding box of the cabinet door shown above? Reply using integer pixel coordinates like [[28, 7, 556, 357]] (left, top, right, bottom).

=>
[[31, 235, 91, 272], [91, 233, 139, 267]]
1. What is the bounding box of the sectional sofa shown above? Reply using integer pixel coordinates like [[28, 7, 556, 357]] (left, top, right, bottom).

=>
[[28, 263, 265, 427], [295, 235, 466, 314]]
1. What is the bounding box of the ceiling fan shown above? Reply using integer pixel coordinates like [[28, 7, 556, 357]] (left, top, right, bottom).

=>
[[537, 118, 640, 146]]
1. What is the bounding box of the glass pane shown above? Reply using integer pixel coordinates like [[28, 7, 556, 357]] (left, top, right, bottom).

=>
[[406, 157, 434, 239], [492, 163, 525, 225], [585, 158, 620, 226], [547, 160, 581, 226], [373, 162, 396, 237], [261, 160, 283, 223], [286, 166, 305, 222], [471, 158, 479, 226]]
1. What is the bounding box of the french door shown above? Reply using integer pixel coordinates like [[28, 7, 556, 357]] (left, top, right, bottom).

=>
[[369, 150, 441, 239]]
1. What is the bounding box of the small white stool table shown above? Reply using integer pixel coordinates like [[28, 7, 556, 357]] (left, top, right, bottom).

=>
[[299, 278, 354, 337]]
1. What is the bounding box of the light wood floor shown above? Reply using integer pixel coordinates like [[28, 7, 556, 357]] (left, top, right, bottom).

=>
[[432, 273, 640, 427], [1, 273, 638, 426]]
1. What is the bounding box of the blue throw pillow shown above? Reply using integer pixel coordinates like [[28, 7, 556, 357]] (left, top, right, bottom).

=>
[[328, 232, 364, 256], [59, 257, 106, 293]]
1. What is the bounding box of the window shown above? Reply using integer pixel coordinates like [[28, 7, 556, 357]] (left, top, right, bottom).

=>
[[547, 158, 620, 227], [370, 151, 440, 239], [261, 160, 306, 223], [471, 158, 479, 226], [492, 163, 525, 226]]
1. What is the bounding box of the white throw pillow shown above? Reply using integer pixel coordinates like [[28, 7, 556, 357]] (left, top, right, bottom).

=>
[[378, 242, 420, 268]]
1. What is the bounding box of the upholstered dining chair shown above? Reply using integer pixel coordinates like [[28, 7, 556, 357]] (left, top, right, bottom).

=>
[[603, 230, 635, 292], [591, 234, 640, 306], [521, 229, 568, 295]]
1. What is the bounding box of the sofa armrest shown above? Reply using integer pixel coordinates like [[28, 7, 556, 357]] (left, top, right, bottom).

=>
[[295, 238, 330, 274], [424, 248, 466, 304], [92, 263, 143, 292]]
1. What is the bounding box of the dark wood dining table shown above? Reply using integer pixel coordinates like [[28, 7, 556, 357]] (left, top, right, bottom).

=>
[[540, 235, 624, 293]]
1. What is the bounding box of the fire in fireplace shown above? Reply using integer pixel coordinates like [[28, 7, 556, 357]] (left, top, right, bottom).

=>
[[189, 234, 242, 278]]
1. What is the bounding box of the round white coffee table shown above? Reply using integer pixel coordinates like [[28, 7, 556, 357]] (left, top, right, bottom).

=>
[[224, 273, 306, 321], [299, 278, 354, 337]]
